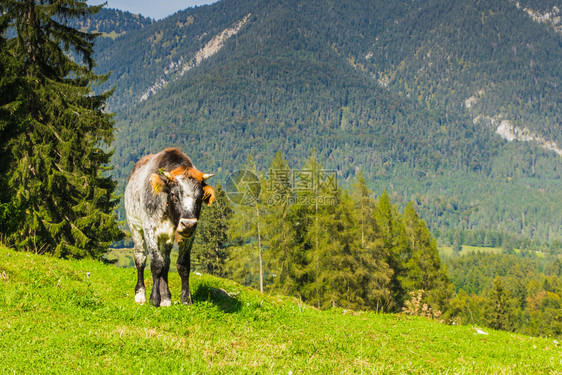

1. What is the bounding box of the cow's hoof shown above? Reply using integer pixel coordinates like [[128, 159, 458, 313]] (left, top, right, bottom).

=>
[[160, 299, 172, 307], [135, 290, 146, 304], [180, 289, 193, 305]]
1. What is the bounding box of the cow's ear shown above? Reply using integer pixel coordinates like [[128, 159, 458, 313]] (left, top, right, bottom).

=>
[[150, 173, 167, 194], [202, 185, 216, 206]]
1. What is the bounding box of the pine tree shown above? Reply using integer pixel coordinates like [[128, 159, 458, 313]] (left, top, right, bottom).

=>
[[262, 151, 295, 292], [192, 184, 233, 277], [452, 231, 462, 255], [0, 14, 22, 236], [402, 202, 452, 311], [299, 151, 324, 308], [0, 1, 122, 258], [489, 276, 509, 330], [374, 191, 410, 310], [279, 199, 313, 300], [227, 155, 266, 291], [351, 172, 393, 312], [315, 190, 363, 310], [292, 153, 363, 309]]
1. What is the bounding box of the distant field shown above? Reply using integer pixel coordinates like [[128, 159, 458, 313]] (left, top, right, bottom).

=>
[[105, 247, 179, 269], [104, 248, 135, 267], [439, 245, 504, 257], [1, 247, 560, 374]]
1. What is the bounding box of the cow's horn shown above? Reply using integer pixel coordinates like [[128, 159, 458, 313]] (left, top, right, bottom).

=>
[[202, 173, 215, 180]]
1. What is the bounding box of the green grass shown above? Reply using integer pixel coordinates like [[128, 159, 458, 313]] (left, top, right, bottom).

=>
[[105, 248, 179, 269], [104, 248, 135, 268], [1, 247, 560, 374]]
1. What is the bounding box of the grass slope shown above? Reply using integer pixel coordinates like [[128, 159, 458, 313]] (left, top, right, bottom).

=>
[[0, 247, 560, 374]]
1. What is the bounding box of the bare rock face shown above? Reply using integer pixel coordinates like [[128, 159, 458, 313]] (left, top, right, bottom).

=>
[[495, 120, 562, 156], [140, 14, 251, 101]]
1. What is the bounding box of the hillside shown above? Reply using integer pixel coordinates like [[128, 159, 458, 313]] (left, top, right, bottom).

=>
[[69, 8, 154, 38], [83, 0, 562, 243], [0, 247, 560, 373]]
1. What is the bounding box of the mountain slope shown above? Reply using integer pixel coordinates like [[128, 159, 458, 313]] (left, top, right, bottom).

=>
[[361, 0, 562, 150], [95, 0, 562, 150], [1, 247, 560, 373], [70, 8, 154, 37], [87, 0, 561, 242]]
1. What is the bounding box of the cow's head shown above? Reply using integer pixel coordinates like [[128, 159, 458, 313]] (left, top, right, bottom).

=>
[[150, 166, 215, 239]]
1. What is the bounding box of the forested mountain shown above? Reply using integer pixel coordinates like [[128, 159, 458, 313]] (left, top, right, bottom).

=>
[[68, 8, 154, 37], [87, 0, 561, 244]]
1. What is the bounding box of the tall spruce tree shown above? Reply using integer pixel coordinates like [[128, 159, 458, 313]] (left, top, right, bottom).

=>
[[314, 190, 364, 310], [227, 155, 266, 291], [375, 191, 411, 310], [0, 14, 21, 236], [489, 277, 510, 331], [280, 198, 313, 300], [295, 153, 362, 309], [402, 202, 452, 311], [0, 0, 122, 258], [192, 184, 233, 277], [351, 172, 393, 312], [299, 152, 324, 307], [262, 151, 295, 292]]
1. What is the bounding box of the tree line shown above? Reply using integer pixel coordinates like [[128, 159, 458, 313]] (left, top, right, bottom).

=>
[[189, 151, 562, 338], [191, 151, 451, 313], [446, 251, 562, 338]]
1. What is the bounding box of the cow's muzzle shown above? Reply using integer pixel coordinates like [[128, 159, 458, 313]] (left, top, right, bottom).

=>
[[177, 218, 198, 238]]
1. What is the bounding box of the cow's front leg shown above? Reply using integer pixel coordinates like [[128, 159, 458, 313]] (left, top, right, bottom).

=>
[[145, 229, 165, 307], [177, 237, 195, 305], [159, 242, 173, 307]]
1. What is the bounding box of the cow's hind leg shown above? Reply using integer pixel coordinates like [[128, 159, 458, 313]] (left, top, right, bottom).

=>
[[159, 242, 173, 307], [177, 237, 195, 305], [131, 228, 147, 304]]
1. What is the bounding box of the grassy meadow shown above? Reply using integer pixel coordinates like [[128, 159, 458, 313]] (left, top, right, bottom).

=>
[[0, 247, 560, 374]]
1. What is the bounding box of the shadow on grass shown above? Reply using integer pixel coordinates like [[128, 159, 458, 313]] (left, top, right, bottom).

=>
[[193, 282, 242, 313]]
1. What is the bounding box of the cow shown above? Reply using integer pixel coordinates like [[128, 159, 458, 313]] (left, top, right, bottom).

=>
[[124, 148, 215, 307]]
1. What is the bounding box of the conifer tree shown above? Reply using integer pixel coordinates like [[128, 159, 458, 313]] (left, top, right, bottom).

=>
[[293, 153, 362, 309], [280, 199, 312, 299], [0, 0, 122, 258], [402, 202, 452, 311], [0, 16, 21, 235], [299, 152, 324, 307], [262, 151, 295, 292], [313, 190, 363, 310], [192, 184, 233, 277], [489, 277, 509, 330], [351, 172, 393, 312], [375, 191, 410, 310], [227, 155, 266, 291]]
